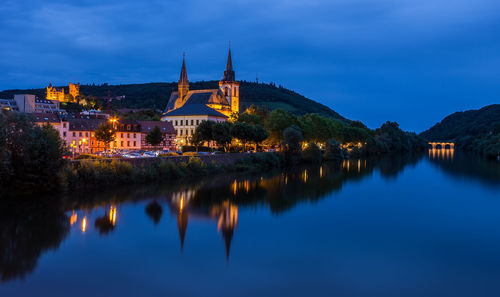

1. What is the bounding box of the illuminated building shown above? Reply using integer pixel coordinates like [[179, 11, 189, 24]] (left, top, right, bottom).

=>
[[161, 46, 239, 145], [46, 82, 80, 102]]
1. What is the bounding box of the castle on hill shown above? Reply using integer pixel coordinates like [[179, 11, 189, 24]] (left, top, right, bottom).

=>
[[46, 82, 80, 102]]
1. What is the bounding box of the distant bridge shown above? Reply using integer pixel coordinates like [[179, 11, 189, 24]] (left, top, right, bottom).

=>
[[428, 142, 455, 149]]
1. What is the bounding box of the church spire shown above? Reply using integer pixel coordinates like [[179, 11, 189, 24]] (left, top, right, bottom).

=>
[[179, 52, 189, 85], [222, 45, 235, 82], [178, 52, 189, 101]]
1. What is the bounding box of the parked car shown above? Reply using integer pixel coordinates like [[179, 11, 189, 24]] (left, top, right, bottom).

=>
[[143, 151, 156, 158]]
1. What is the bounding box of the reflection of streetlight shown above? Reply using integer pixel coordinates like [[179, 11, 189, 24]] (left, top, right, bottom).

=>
[[81, 216, 87, 233]]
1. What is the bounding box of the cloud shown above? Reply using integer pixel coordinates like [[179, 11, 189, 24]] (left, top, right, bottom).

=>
[[0, 0, 499, 131]]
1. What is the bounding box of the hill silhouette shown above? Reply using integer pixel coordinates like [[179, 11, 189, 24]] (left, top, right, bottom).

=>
[[420, 104, 500, 141], [420, 104, 500, 158], [0, 81, 344, 119]]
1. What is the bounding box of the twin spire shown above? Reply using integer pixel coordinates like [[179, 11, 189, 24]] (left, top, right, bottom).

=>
[[178, 45, 235, 87], [178, 52, 189, 85]]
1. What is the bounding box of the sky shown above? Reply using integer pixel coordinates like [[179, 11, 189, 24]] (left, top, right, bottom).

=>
[[1, 0, 499, 132]]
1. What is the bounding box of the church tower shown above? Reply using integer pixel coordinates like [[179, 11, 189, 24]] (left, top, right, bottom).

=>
[[219, 46, 240, 114], [176, 53, 189, 109]]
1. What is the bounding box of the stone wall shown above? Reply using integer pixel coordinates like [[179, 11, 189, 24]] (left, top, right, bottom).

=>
[[71, 153, 251, 168]]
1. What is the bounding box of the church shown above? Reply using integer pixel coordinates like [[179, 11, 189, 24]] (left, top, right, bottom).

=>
[[161, 47, 239, 145]]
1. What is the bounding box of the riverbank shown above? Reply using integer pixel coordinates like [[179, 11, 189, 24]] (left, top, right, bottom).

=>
[[60, 152, 286, 193]]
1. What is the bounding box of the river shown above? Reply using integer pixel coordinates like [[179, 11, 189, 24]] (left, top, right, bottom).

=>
[[1, 150, 500, 297]]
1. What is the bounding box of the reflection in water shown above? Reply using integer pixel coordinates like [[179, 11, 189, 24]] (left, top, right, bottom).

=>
[[0, 199, 70, 282], [429, 148, 455, 160], [145, 201, 163, 225], [2, 152, 498, 285], [428, 151, 500, 188]]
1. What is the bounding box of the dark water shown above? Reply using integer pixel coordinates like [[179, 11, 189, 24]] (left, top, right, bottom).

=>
[[1, 151, 500, 297]]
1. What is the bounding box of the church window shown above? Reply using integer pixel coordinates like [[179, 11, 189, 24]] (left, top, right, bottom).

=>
[[225, 87, 229, 96]]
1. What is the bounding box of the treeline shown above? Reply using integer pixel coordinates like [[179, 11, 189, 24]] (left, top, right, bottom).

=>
[[421, 104, 500, 158], [206, 106, 426, 157]]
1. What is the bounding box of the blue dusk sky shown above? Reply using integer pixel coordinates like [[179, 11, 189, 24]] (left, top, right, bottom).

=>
[[1, 0, 499, 132]]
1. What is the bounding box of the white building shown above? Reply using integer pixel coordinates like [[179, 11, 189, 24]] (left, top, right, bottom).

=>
[[161, 104, 228, 145]]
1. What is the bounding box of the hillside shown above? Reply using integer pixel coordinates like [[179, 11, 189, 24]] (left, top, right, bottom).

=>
[[420, 104, 500, 158], [420, 104, 500, 141], [0, 81, 345, 120]]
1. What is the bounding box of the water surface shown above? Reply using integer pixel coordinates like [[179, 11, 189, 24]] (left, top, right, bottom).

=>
[[1, 151, 500, 297]]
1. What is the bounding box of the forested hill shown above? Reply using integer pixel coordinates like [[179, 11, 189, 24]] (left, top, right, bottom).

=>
[[0, 81, 345, 120], [420, 104, 500, 141]]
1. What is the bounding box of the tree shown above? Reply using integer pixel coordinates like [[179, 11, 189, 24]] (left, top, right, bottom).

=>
[[237, 112, 264, 126], [94, 122, 116, 155], [283, 125, 303, 155], [251, 125, 269, 150], [493, 122, 500, 135], [265, 109, 297, 144], [232, 122, 254, 151], [212, 122, 233, 151], [146, 126, 163, 148], [0, 112, 66, 195], [194, 120, 215, 146]]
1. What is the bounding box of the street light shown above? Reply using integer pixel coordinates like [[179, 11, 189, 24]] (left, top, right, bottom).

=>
[[109, 116, 118, 129]]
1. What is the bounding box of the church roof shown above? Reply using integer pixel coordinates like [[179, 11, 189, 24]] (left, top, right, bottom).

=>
[[163, 104, 228, 118], [165, 90, 230, 113]]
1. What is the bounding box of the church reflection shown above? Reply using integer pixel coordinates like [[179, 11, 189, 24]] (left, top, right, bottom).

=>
[[167, 189, 238, 260], [0, 154, 428, 283]]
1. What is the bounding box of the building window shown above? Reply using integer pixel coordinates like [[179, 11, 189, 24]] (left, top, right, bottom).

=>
[[225, 87, 229, 96], [180, 130, 183, 136], [85, 132, 88, 137], [196, 120, 199, 125], [127, 125, 131, 131], [133, 133, 136, 138], [180, 120, 183, 126], [191, 120, 194, 125], [73, 132, 76, 137], [127, 141, 130, 146], [121, 133, 123, 138], [121, 141, 123, 147], [79, 132, 82, 137], [63, 123, 67, 128], [127, 133, 130, 138], [175, 120, 178, 126], [133, 141, 136, 146], [63, 132, 66, 137]]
